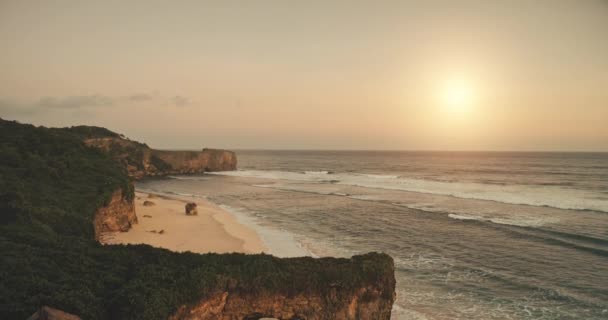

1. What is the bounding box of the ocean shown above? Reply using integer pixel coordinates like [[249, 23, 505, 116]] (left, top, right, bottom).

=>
[[137, 150, 608, 320]]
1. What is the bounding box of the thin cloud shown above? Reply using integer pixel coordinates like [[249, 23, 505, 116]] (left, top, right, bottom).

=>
[[169, 95, 190, 107], [0, 99, 38, 116], [36, 95, 114, 109], [0, 93, 191, 116], [0, 95, 115, 115], [126, 93, 155, 102]]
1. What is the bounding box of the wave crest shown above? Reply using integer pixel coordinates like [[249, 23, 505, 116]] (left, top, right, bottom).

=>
[[209, 170, 608, 213]]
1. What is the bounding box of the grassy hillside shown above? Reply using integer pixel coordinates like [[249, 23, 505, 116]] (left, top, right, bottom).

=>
[[0, 119, 393, 319]]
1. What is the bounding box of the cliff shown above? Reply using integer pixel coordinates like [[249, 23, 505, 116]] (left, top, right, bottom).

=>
[[81, 136, 237, 179], [0, 118, 396, 320], [149, 148, 237, 175], [170, 253, 396, 320], [93, 188, 137, 239], [27, 306, 81, 320]]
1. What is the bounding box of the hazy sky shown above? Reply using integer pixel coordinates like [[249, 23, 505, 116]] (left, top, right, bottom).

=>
[[1, 0, 607, 151]]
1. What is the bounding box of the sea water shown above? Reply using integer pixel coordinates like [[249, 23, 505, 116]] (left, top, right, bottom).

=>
[[137, 151, 608, 319]]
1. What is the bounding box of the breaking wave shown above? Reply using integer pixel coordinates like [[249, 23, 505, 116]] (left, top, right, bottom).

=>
[[209, 170, 608, 213]]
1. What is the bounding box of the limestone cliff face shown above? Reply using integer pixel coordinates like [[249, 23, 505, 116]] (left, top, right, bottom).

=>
[[170, 254, 396, 320], [170, 289, 393, 320], [93, 188, 137, 239], [83, 137, 237, 179], [145, 148, 237, 177], [27, 306, 81, 320]]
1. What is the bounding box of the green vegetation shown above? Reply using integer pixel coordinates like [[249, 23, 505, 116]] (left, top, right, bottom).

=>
[[0, 119, 393, 319], [68, 125, 151, 172], [65, 125, 122, 139], [106, 139, 147, 171], [149, 153, 172, 172]]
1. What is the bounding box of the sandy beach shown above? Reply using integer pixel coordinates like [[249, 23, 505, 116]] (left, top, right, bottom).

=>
[[101, 191, 267, 254]]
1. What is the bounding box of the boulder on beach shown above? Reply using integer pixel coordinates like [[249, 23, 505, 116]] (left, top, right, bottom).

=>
[[143, 200, 155, 206], [185, 202, 198, 215]]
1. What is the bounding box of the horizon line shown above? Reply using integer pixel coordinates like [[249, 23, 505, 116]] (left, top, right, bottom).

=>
[[161, 147, 608, 154]]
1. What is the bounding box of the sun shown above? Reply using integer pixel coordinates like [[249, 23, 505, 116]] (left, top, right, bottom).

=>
[[440, 78, 475, 112]]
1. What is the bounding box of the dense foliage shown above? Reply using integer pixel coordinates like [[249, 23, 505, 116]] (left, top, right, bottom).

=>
[[68, 125, 173, 175], [0, 119, 393, 319], [65, 125, 122, 139]]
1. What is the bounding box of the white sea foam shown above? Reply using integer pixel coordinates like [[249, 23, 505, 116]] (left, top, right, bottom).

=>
[[448, 213, 557, 227], [331, 192, 349, 196], [348, 194, 381, 201], [166, 191, 206, 199], [304, 170, 330, 175], [209, 170, 608, 213], [363, 174, 399, 179], [136, 188, 207, 200], [218, 204, 312, 258], [210, 170, 312, 181], [448, 214, 481, 221], [213, 182, 562, 228], [167, 175, 209, 181]]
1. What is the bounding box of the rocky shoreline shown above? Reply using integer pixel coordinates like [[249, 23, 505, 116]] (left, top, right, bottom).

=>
[[81, 134, 236, 179], [1, 118, 396, 320]]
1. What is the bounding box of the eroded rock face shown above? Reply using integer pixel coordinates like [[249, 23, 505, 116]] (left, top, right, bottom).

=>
[[93, 188, 137, 239], [147, 148, 237, 176], [83, 137, 237, 179], [171, 287, 394, 320], [26, 306, 81, 320], [170, 254, 396, 320]]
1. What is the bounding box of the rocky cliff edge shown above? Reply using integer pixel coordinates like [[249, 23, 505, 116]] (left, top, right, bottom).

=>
[[169, 253, 396, 320], [82, 136, 237, 179], [93, 188, 137, 240]]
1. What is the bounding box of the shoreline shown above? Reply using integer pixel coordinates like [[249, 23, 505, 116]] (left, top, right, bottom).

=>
[[101, 191, 267, 254]]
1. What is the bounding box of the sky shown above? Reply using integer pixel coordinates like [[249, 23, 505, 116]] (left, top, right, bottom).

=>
[[1, 0, 607, 151]]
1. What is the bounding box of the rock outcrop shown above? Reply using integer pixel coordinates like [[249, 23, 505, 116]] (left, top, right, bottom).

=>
[[148, 148, 237, 176], [26, 306, 81, 320], [170, 253, 396, 320], [82, 136, 237, 179], [185, 202, 198, 215], [93, 188, 137, 239], [1, 119, 397, 320]]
